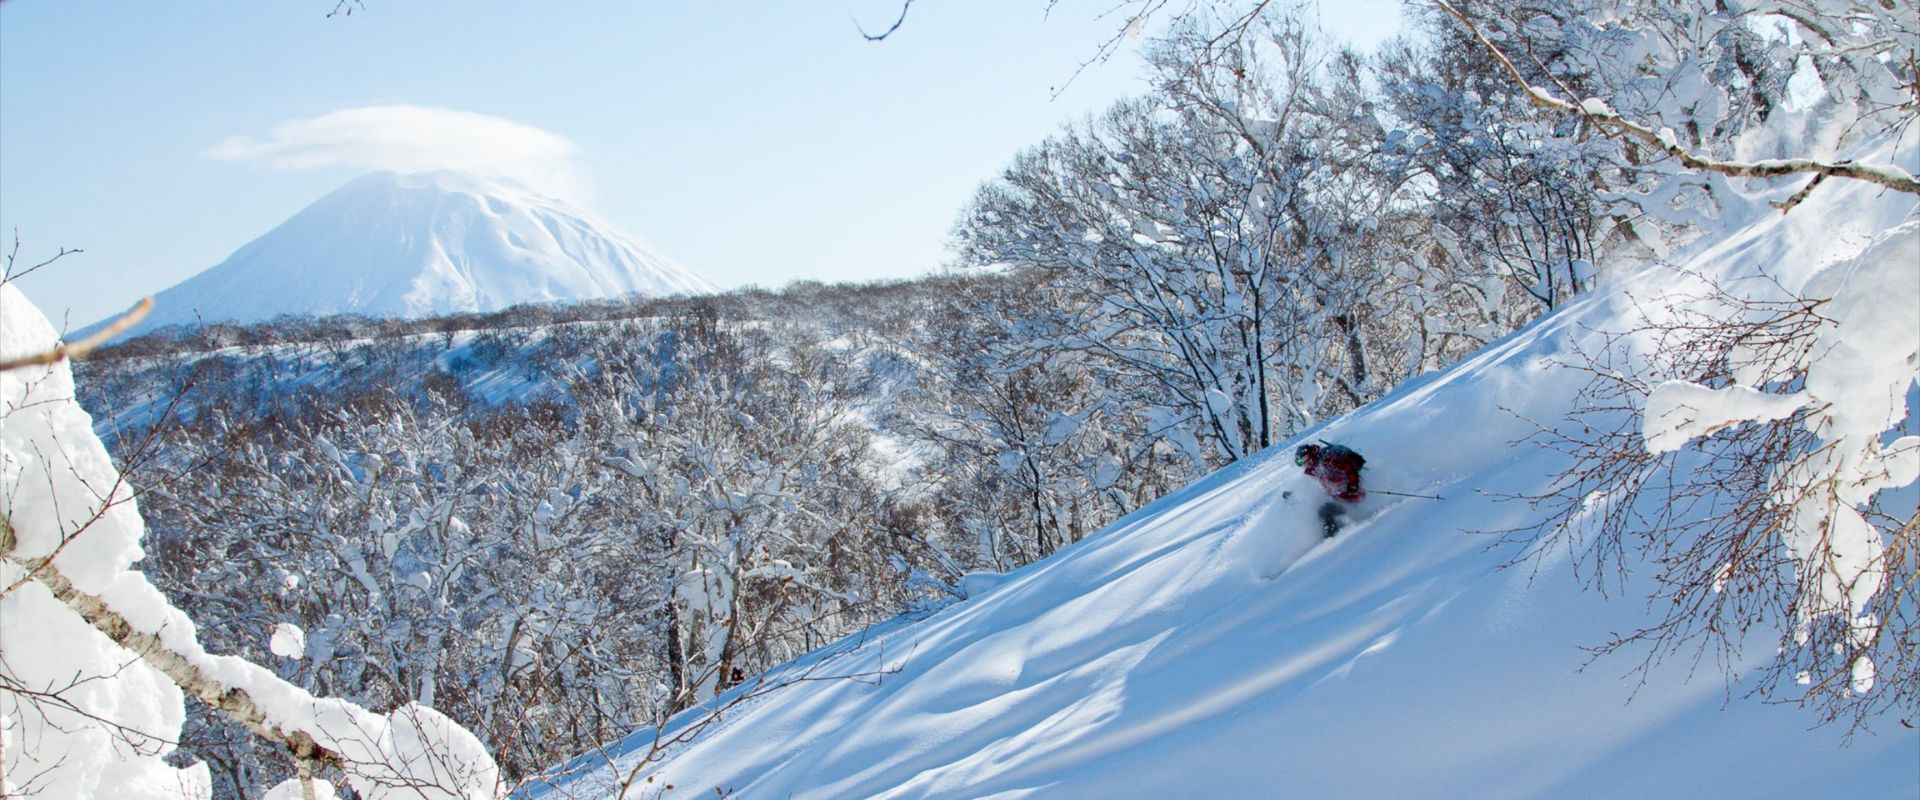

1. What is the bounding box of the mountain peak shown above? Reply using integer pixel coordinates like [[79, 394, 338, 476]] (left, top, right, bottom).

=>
[[109, 170, 716, 336]]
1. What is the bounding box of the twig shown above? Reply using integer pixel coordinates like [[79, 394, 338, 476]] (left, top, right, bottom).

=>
[[0, 297, 153, 373], [856, 0, 915, 42], [3, 231, 82, 283]]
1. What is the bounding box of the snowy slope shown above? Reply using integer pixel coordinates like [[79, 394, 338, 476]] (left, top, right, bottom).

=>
[[113, 170, 715, 334], [533, 148, 1919, 797]]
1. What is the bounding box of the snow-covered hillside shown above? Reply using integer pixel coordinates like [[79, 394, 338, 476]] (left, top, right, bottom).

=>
[[530, 149, 1920, 798], [111, 170, 715, 334]]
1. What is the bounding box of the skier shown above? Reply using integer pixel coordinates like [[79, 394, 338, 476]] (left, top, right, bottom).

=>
[[1294, 441, 1365, 537]]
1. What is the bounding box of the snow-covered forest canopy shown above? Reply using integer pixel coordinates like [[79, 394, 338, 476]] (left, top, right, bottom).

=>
[[3, 0, 1916, 798]]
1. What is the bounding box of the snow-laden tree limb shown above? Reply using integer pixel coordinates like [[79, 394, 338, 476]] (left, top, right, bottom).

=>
[[1434, 0, 1920, 200], [2, 530, 340, 769]]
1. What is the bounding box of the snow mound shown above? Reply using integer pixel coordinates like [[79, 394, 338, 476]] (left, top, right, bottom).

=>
[[2, 281, 210, 797], [107, 170, 716, 334]]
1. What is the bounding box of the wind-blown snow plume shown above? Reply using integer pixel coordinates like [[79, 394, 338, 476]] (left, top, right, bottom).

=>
[[205, 105, 590, 202]]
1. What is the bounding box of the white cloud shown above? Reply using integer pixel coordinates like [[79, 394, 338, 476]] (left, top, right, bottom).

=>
[[206, 105, 590, 201]]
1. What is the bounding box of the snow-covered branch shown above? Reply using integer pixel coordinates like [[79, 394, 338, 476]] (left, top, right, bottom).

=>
[[1434, 0, 1920, 202], [2, 537, 342, 769]]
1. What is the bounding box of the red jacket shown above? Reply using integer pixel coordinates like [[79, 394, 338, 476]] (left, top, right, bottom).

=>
[[1299, 444, 1365, 503]]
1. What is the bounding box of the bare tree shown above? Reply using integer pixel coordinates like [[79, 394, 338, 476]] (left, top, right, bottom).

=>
[[956, 15, 1440, 469], [1449, 0, 1919, 727], [1511, 265, 1918, 726]]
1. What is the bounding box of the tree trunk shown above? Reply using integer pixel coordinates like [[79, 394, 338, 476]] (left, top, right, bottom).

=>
[[4, 540, 344, 769]]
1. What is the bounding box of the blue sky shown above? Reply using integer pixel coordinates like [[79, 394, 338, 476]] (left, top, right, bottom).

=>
[[0, 0, 1403, 330]]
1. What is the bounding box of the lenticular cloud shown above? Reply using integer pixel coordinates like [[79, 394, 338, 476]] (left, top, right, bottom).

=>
[[205, 104, 589, 202]]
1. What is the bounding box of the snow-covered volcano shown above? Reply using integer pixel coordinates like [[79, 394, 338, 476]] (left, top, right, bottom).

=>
[[118, 170, 715, 333]]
